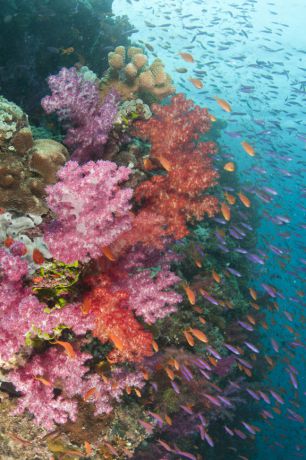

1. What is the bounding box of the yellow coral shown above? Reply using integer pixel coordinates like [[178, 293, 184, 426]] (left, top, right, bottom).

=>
[[108, 52, 124, 70]]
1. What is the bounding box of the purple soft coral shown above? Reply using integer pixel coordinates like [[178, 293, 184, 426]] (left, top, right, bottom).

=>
[[44, 160, 133, 263], [41, 67, 120, 163]]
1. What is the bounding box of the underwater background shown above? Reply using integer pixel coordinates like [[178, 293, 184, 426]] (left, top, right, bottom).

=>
[[0, 0, 305, 459]]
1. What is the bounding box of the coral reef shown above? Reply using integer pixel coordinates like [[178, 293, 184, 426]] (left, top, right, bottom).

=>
[[0, 44, 267, 460], [101, 45, 175, 102], [0, 96, 68, 214]]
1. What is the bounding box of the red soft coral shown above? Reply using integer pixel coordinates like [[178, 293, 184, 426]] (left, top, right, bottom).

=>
[[129, 93, 219, 244], [82, 275, 153, 363]]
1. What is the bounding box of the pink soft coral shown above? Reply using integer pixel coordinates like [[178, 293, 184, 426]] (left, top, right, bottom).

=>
[[44, 160, 133, 263], [0, 248, 94, 362], [10, 347, 144, 429]]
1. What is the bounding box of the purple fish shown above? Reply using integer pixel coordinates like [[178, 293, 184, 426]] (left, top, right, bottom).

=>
[[234, 247, 248, 254], [224, 425, 234, 436], [261, 409, 274, 419], [258, 391, 271, 404], [227, 267, 242, 277], [242, 422, 257, 435], [271, 338, 279, 353], [269, 390, 284, 404], [261, 283, 277, 298], [171, 380, 180, 394], [173, 448, 197, 460], [204, 432, 214, 447], [207, 346, 222, 359], [224, 343, 241, 355], [236, 357, 253, 369], [246, 253, 265, 265], [268, 244, 283, 255], [204, 393, 222, 407], [246, 389, 260, 400], [217, 395, 233, 407], [180, 405, 194, 415], [289, 372, 298, 389], [238, 320, 254, 331], [193, 358, 212, 371], [234, 429, 247, 439], [200, 289, 219, 305], [244, 341, 260, 353]]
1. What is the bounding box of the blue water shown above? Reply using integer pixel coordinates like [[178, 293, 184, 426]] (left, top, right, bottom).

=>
[[113, 0, 306, 458]]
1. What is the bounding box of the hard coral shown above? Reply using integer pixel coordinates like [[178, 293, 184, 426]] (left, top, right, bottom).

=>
[[101, 46, 175, 103], [0, 96, 68, 214], [44, 160, 133, 263], [41, 67, 120, 163]]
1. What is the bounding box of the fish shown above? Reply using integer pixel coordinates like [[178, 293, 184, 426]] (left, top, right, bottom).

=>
[[32, 248, 45, 264], [244, 341, 260, 353], [139, 419, 154, 433], [225, 192, 236, 205], [152, 340, 159, 352], [190, 328, 209, 343], [179, 52, 194, 63], [238, 192, 251, 208], [176, 67, 188, 73], [189, 77, 203, 89], [214, 96, 232, 112], [212, 270, 221, 283], [34, 376, 52, 386], [224, 343, 241, 355], [158, 155, 172, 171], [184, 330, 195, 346], [143, 157, 154, 170], [241, 141, 255, 156], [53, 340, 76, 359], [84, 441, 92, 455], [83, 387, 96, 401], [221, 202, 231, 221], [183, 284, 196, 305], [101, 246, 116, 261], [249, 288, 257, 300], [60, 47, 75, 55], [223, 161, 235, 172], [109, 333, 124, 351]]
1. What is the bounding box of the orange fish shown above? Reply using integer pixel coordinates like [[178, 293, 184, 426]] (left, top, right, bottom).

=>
[[60, 46, 75, 55], [208, 356, 218, 366], [53, 340, 76, 359], [199, 317, 207, 325], [126, 386, 132, 395], [241, 141, 255, 156], [183, 284, 196, 305], [83, 387, 96, 401], [212, 270, 221, 283], [143, 157, 154, 170], [223, 161, 235, 172], [101, 246, 116, 261], [165, 415, 172, 425], [249, 288, 257, 300], [225, 192, 236, 205], [246, 314, 256, 325], [158, 155, 172, 171], [109, 333, 124, 351], [32, 248, 45, 265], [214, 96, 232, 112], [165, 367, 175, 380], [142, 369, 150, 380], [209, 113, 217, 122], [179, 52, 194, 63], [189, 77, 203, 89], [238, 192, 251, 208], [84, 441, 92, 455], [152, 339, 159, 352], [35, 376, 52, 386], [134, 388, 142, 397], [190, 328, 208, 343], [221, 202, 231, 221], [194, 259, 202, 268], [184, 330, 195, 346]]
